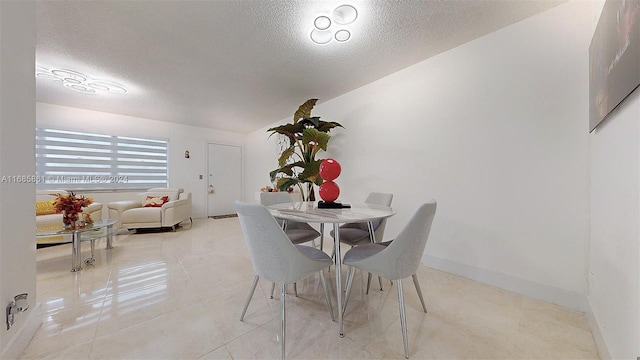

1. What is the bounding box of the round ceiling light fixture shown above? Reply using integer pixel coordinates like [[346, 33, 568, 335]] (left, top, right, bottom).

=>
[[309, 4, 358, 45], [334, 29, 351, 42], [87, 82, 110, 91], [310, 29, 333, 45], [35, 66, 128, 95], [89, 80, 128, 94], [35, 73, 63, 82], [314, 15, 331, 30], [63, 78, 82, 85], [332, 4, 358, 25], [63, 83, 97, 94], [51, 69, 87, 83]]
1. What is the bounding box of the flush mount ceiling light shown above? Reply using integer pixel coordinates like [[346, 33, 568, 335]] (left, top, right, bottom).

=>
[[332, 4, 358, 25], [309, 4, 358, 45], [334, 29, 351, 42], [314, 15, 331, 30], [35, 66, 128, 95], [310, 29, 333, 44]]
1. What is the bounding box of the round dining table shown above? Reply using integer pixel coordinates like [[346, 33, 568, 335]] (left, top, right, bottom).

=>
[[267, 201, 395, 337]]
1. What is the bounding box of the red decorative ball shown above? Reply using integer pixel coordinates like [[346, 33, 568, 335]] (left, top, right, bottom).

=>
[[319, 180, 340, 202], [319, 158, 341, 181]]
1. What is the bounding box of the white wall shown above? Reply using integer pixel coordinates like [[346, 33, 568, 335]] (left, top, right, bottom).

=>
[[589, 88, 640, 358], [245, 125, 286, 197], [247, 1, 594, 310], [0, 2, 41, 359], [586, 2, 640, 356], [36, 103, 247, 218]]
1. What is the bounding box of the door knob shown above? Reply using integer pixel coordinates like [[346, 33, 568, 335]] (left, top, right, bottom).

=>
[[208, 185, 215, 194]]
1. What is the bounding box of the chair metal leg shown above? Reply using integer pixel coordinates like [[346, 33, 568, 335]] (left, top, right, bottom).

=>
[[319, 223, 325, 250], [412, 273, 428, 313], [343, 267, 356, 314], [344, 269, 351, 292], [344, 266, 353, 293], [364, 273, 384, 294], [280, 283, 286, 360], [240, 275, 259, 321], [343, 268, 348, 291], [319, 270, 335, 321], [270, 282, 276, 299], [397, 279, 409, 359], [367, 221, 375, 243], [359, 269, 366, 301]]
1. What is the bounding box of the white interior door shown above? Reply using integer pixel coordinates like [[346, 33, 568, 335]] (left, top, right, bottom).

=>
[[207, 143, 242, 217]]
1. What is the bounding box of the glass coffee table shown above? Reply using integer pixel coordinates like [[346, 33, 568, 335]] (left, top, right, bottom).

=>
[[36, 219, 117, 272]]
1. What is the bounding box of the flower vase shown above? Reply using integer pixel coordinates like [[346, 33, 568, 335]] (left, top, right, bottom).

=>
[[83, 213, 94, 227], [305, 183, 316, 202], [62, 211, 79, 230]]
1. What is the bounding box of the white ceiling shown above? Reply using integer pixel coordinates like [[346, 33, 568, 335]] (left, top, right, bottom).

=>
[[36, 0, 565, 134]]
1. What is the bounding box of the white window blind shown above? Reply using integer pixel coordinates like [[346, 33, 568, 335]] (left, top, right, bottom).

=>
[[35, 128, 168, 190]]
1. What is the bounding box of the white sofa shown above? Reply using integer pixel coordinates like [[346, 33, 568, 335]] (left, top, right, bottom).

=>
[[107, 188, 192, 231], [36, 190, 104, 245]]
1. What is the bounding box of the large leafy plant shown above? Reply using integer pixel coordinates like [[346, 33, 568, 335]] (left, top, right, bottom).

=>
[[268, 99, 343, 201]]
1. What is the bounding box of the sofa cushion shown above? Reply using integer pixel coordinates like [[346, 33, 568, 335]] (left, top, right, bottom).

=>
[[123, 207, 162, 224], [143, 195, 169, 207], [141, 188, 182, 206], [36, 213, 62, 225], [36, 200, 57, 215]]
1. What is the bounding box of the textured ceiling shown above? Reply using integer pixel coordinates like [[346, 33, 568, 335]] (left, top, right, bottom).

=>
[[36, 0, 565, 134]]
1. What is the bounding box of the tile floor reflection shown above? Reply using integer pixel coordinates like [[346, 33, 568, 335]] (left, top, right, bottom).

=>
[[23, 218, 599, 359]]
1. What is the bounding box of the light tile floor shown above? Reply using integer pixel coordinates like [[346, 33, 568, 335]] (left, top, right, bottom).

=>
[[23, 218, 600, 359]]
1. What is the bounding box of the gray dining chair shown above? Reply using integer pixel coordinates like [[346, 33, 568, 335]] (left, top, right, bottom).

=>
[[260, 192, 321, 246], [260, 191, 322, 298], [330, 192, 393, 292], [330, 192, 393, 247], [235, 201, 334, 360], [342, 200, 437, 359]]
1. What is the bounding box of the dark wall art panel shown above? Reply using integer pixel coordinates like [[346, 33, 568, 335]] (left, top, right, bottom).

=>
[[589, 0, 640, 132]]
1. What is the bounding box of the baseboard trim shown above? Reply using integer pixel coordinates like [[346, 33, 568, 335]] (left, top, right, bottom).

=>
[[585, 300, 611, 359], [422, 254, 589, 312], [2, 302, 41, 360]]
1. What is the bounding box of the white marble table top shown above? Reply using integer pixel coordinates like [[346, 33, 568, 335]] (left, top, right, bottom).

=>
[[267, 201, 395, 224]]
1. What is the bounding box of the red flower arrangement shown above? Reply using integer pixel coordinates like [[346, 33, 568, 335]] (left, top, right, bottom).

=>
[[51, 192, 93, 228]]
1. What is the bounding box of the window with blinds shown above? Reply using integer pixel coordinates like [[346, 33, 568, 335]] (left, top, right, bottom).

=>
[[35, 128, 168, 190]]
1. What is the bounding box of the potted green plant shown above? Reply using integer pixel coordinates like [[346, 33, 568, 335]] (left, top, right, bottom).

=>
[[268, 99, 343, 201]]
